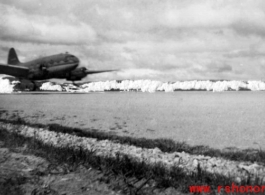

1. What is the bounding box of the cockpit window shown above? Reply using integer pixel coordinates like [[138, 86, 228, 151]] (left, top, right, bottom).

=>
[[65, 55, 76, 62]]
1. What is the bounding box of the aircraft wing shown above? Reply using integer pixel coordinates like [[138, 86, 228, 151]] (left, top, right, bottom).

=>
[[84, 69, 118, 75], [0, 63, 29, 78]]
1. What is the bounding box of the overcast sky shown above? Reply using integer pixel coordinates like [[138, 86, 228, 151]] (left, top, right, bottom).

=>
[[1, 0, 265, 81]]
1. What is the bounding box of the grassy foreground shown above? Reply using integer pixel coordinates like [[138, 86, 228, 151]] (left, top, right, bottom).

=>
[[1, 113, 265, 194], [0, 125, 241, 195], [1, 116, 265, 164]]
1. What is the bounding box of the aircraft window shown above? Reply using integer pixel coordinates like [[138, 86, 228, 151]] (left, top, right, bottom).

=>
[[66, 56, 75, 62]]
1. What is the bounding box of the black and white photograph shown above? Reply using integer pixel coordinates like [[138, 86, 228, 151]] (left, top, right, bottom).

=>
[[1, 0, 265, 194]]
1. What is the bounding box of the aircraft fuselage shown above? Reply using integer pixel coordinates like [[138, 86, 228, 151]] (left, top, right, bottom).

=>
[[22, 53, 80, 80]]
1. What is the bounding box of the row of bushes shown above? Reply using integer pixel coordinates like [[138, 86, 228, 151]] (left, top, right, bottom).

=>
[[1, 117, 265, 164], [0, 128, 237, 194]]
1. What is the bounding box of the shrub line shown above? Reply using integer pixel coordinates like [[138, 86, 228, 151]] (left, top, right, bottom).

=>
[[1, 117, 265, 165], [1, 121, 265, 186], [0, 127, 237, 194]]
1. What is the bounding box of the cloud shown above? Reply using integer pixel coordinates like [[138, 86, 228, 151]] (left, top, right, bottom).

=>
[[0, 46, 10, 52], [0, 4, 97, 45], [1, 0, 265, 81], [159, 1, 265, 34], [115, 68, 162, 80], [206, 63, 233, 73], [224, 49, 265, 58]]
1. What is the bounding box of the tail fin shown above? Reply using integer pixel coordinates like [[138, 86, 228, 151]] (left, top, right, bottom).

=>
[[8, 48, 20, 65]]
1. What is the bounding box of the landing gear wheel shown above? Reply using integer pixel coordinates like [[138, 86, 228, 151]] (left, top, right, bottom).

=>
[[72, 81, 78, 86], [32, 81, 37, 91], [40, 64, 49, 77]]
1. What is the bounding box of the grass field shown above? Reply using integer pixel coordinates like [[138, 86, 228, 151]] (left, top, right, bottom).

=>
[[1, 92, 265, 150]]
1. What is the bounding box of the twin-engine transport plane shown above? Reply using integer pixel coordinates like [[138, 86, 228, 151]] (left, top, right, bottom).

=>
[[0, 48, 116, 84]]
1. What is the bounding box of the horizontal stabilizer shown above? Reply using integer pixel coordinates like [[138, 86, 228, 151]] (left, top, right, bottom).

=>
[[0, 63, 29, 77], [85, 69, 118, 75]]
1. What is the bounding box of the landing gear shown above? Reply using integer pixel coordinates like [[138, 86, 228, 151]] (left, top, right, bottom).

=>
[[32, 81, 37, 91], [40, 64, 49, 77], [72, 81, 78, 86]]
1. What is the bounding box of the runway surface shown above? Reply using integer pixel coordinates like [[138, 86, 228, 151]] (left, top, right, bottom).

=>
[[0, 91, 265, 149]]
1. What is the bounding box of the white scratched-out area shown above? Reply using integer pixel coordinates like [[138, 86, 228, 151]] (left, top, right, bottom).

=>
[[0, 91, 265, 150]]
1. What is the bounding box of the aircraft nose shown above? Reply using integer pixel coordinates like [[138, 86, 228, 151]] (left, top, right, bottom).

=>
[[74, 56, 79, 63]]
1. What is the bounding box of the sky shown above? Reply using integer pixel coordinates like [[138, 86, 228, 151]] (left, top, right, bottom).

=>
[[1, 0, 265, 82]]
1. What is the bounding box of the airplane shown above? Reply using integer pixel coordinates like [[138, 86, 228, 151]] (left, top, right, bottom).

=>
[[0, 48, 116, 86]]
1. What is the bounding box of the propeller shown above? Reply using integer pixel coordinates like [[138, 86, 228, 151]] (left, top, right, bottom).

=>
[[67, 67, 119, 81]]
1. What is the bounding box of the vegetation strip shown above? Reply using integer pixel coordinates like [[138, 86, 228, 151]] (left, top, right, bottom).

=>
[[1, 127, 239, 194], [1, 117, 265, 165], [1, 122, 265, 186]]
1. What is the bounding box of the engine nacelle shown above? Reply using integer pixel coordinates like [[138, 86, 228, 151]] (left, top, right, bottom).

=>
[[66, 67, 87, 81]]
